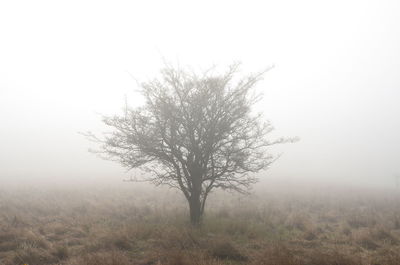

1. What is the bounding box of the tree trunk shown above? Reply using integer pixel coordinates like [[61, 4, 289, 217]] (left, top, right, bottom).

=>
[[189, 195, 202, 226], [188, 166, 203, 226]]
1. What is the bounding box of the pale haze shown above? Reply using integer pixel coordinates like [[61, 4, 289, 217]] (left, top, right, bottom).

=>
[[1, 0, 399, 188]]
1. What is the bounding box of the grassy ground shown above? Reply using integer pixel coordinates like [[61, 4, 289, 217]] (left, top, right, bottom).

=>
[[0, 182, 400, 265]]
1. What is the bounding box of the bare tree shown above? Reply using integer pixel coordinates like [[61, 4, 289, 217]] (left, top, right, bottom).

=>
[[85, 63, 296, 225]]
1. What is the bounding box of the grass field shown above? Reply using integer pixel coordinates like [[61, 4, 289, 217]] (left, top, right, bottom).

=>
[[1, 181, 399, 265]]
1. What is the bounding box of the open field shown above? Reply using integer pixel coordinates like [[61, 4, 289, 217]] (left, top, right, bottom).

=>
[[1, 182, 400, 265]]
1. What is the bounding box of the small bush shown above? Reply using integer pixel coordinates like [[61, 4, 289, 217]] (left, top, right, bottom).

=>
[[52, 245, 69, 260], [210, 241, 247, 261]]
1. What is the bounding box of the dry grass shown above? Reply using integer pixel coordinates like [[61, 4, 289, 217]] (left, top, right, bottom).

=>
[[0, 183, 399, 265]]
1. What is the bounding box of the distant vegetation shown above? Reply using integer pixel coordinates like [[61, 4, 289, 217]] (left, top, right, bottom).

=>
[[1, 184, 399, 265]]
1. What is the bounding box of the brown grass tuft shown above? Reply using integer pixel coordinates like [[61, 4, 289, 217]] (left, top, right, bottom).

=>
[[210, 241, 247, 261]]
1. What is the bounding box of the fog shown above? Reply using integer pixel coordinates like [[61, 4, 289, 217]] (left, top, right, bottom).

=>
[[1, 0, 400, 189]]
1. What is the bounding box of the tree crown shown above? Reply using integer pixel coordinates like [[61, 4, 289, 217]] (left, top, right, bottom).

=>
[[86, 63, 296, 199]]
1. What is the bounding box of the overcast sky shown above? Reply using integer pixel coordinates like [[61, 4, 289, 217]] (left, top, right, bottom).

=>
[[0, 0, 399, 187]]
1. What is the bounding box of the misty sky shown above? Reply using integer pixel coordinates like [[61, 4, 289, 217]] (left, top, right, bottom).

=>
[[0, 0, 399, 187]]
